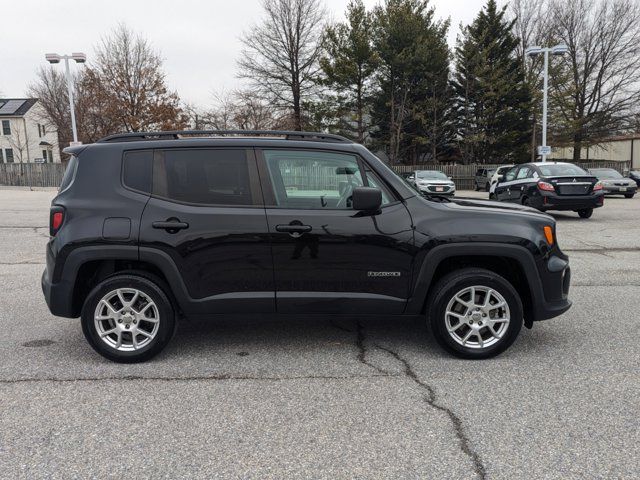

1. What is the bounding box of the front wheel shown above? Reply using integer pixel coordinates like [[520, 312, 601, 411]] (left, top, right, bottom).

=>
[[624, 193, 635, 199], [81, 274, 176, 363], [427, 268, 523, 359], [577, 208, 593, 218]]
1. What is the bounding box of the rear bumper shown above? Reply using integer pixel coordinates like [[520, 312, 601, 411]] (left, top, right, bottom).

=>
[[536, 192, 604, 211], [41, 242, 77, 318]]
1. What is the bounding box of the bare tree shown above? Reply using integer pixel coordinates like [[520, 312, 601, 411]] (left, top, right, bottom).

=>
[[238, 0, 326, 131], [548, 0, 640, 160], [27, 67, 75, 148], [91, 24, 188, 132], [200, 90, 282, 131], [6, 121, 28, 164]]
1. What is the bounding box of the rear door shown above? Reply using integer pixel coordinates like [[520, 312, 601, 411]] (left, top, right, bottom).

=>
[[257, 148, 415, 314], [139, 148, 274, 314], [511, 165, 533, 202]]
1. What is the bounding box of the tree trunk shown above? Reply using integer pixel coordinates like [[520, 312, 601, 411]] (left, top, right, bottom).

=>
[[572, 132, 582, 162]]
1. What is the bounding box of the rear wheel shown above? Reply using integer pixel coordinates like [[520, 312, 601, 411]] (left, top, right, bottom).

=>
[[577, 208, 593, 219], [427, 268, 523, 359], [81, 274, 176, 363]]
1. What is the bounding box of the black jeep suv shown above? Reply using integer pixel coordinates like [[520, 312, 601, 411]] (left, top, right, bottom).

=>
[[42, 130, 571, 362]]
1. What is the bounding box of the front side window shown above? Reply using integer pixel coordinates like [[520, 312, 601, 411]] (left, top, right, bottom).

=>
[[2, 120, 11, 136], [504, 167, 518, 182], [154, 149, 254, 206], [263, 150, 366, 209]]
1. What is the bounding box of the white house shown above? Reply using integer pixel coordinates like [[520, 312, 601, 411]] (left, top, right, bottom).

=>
[[0, 98, 61, 164]]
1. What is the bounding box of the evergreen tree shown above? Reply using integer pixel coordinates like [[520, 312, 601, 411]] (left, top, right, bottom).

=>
[[370, 0, 452, 164], [319, 0, 378, 143], [452, 0, 531, 164]]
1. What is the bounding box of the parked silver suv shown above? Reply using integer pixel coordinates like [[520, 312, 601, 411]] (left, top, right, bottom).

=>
[[474, 167, 496, 191]]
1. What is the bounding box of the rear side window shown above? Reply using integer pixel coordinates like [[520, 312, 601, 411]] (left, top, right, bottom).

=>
[[59, 155, 78, 192], [154, 149, 253, 206], [123, 150, 153, 193]]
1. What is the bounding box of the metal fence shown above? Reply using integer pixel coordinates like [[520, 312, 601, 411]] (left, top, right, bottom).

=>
[[0, 163, 67, 188], [0, 159, 632, 190], [391, 160, 631, 190]]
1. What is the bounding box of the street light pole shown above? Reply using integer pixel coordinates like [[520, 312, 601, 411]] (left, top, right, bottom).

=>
[[525, 44, 568, 162], [45, 52, 87, 146], [541, 48, 549, 162]]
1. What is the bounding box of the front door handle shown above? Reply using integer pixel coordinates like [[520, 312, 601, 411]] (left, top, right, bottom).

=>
[[152, 218, 189, 233], [275, 224, 312, 233]]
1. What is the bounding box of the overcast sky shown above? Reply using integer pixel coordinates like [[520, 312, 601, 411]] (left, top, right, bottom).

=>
[[1, 0, 488, 106]]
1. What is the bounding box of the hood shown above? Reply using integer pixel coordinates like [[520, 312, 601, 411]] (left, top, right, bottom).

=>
[[416, 179, 455, 185], [441, 196, 550, 218]]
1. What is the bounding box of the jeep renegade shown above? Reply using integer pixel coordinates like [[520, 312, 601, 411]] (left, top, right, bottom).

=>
[[42, 130, 571, 362]]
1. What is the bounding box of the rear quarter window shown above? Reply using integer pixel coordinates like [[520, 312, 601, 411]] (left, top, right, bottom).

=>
[[123, 150, 153, 193]]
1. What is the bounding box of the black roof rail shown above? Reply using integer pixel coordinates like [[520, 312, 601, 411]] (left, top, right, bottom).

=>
[[96, 130, 353, 144]]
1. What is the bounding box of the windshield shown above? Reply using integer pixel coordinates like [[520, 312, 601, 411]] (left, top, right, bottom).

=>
[[538, 164, 588, 177], [591, 169, 623, 179], [416, 170, 448, 180]]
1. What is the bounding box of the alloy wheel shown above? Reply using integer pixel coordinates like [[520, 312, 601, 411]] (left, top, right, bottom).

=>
[[444, 285, 510, 349], [94, 288, 160, 351]]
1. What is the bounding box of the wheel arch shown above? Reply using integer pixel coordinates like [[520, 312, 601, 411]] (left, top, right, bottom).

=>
[[406, 243, 545, 327]]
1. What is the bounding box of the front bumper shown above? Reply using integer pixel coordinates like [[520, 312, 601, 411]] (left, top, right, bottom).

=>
[[418, 185, 456, 196], [536, 192, 604, 211], [530, 253, 572, 323], [602, 185, 637, 195]]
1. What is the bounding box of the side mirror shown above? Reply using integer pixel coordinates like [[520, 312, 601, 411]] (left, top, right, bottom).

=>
[[352, 187, 382, 211]]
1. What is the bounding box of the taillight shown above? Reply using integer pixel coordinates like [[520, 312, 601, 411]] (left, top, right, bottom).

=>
[[537, 181, 555, 192], [593, 181, 603, 191], [50, 207, 65, 236]]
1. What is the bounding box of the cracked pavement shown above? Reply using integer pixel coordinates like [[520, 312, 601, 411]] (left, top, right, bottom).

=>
[[1, 188, 639, 479]]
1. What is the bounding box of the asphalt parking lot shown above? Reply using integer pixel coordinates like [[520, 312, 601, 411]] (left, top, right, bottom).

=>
[[1, 187, 639, 479]]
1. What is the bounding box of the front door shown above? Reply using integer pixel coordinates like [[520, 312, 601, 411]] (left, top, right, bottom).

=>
[[495, 166, 518, 202], [139, 147, 274, 314], [257, 148, 415, 314]]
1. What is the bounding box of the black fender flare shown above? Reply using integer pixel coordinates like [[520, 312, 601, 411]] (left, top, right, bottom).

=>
[[405, 243, 546, 323]]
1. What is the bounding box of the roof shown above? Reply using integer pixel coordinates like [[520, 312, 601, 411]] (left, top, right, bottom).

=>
[[0, 98, 38, 117]]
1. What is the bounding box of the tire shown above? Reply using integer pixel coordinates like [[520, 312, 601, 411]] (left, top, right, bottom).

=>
[[624, 193, 634, 199], [522, 196, 530, 206], [489, 192, 496, 200], [81, 274, 176, 363], [427, 268, 523, 359], [577, 208, 593, 219]]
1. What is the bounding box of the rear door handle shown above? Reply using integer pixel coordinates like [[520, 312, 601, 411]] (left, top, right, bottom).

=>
[[152, 218, 189, 233]]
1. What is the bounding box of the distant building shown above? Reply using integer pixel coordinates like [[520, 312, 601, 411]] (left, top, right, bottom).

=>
[[549, 134, 640, 169], [0, 98, 61, 164]]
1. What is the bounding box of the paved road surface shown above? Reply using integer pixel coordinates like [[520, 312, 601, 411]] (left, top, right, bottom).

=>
[[1, 188, 638, 479]]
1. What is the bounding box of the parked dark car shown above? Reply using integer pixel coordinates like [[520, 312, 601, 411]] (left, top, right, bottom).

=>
[[629, 170, 640, 188], [588, 168, 637, 198], [493, 162, 604, 218], [42, 130, 571, 362]]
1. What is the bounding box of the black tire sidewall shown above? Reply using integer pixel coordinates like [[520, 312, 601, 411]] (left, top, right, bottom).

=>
[[429, 270, 523, 359], [578, 208, 593, 218], [81, 275, 175, 363]]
